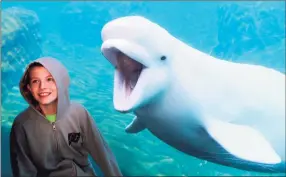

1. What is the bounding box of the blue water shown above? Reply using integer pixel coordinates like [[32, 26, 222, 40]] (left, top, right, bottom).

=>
[[1, 1, 285, 176]]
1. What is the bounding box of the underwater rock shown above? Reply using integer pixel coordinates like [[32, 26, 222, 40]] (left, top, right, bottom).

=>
[[213, 2, 285, 60], [1, 7, 42, 102], [59, 1, 147, 47]]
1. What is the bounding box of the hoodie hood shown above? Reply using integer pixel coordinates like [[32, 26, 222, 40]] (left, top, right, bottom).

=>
[[19, 56, 70, 120]]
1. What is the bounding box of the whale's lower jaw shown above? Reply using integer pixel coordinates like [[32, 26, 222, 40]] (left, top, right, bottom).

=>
[[113, 90, 134, 113]]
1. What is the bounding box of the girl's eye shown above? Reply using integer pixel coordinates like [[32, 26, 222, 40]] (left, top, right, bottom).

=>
[[31, 80, 39, 84], [47, 77, 54, 82]]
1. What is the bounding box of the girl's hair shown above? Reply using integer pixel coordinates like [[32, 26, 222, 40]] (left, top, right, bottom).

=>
[[21, 62, 44, 114]]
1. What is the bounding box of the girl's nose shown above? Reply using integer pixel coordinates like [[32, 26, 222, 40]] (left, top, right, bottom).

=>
[[39, 80, 48, 89]]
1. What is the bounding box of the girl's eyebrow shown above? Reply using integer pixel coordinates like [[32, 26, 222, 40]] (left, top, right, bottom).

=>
[[30, 77, 39, 80], [46, 75, 53, 78], [30, 75, 53, 80]]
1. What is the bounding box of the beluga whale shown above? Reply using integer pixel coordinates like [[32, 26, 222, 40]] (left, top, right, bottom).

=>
[[100, 15, 286, 173]]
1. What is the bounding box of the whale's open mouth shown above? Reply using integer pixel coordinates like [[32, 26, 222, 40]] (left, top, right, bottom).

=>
[[101, 39, 168, 113], [116, 51, 145, 97], [101, 45, 148, 112]]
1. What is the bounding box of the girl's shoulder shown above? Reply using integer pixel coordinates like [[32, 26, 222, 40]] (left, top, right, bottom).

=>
[[12, 106, 35, 128], [69, 101, 92, 120], [68, 102, 95, 126], [70, 101, 88, 113]]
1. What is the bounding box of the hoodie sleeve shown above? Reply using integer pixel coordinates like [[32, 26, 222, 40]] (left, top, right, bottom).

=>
[[81, 108, 122, 177], [10, 123, 37, 177]]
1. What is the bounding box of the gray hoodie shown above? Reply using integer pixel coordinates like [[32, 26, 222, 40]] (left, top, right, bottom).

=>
[[10, 57, 122, 177]]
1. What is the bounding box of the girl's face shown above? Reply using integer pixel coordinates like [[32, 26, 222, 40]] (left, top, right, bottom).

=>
[[27, 66, 58, 107]]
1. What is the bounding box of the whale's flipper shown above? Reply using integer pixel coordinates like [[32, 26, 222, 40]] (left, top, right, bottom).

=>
[[205, 118, 281, 164], [125, 116, 146, 133]]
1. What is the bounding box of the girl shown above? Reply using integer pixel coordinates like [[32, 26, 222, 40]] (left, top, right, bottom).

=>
[[10, 57, 122, 177]]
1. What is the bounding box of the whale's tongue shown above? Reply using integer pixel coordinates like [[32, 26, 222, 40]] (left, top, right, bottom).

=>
[[116, 51, 143, 96]]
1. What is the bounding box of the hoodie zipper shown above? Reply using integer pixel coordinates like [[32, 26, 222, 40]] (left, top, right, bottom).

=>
[[51, 122, 59, 154], [32, 106, 59, 152]]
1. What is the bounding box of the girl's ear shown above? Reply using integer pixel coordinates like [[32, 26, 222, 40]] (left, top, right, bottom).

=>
[[27, 84, 31, 91]]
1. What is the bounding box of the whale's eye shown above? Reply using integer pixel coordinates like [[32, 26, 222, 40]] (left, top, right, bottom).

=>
[[161, 56, 166, 61]]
